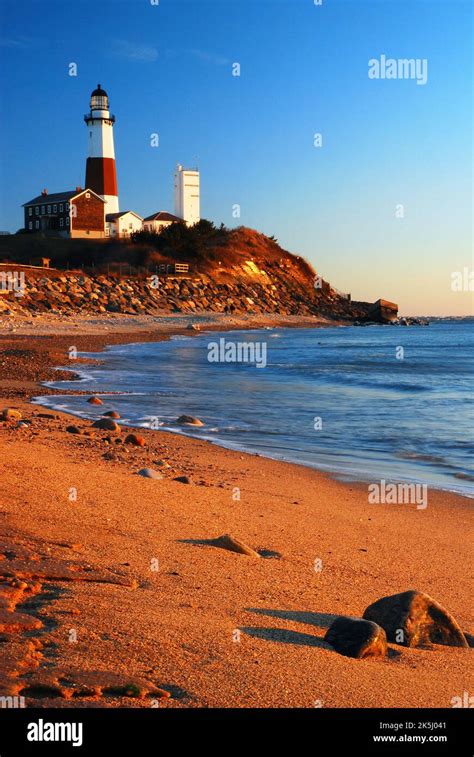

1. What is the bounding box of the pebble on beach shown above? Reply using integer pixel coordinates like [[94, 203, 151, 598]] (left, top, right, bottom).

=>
[[1, 408, 22, 421], [125, 433, 146, 446], [324, 617, 388, 659], [137, 468, 164, 480], [209, 534, 260, 558], [92, 418, 120, 432]]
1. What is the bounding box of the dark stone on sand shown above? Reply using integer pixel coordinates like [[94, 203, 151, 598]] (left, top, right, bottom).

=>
[[92, 418, 120, 432], [103, 411, 121, 419], [362, 590, 468, 648], [137, 468, 163, 480], [173, 475, 192, 484], [87, 396, 103, 405], [176, 415, 204, 427], [37, 412, 57, 419], [324, 617, 388, 659], [66, 425, 81, 435], [125, 433, 145, 447]]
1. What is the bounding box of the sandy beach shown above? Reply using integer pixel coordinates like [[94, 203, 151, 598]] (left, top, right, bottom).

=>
[[0, 313, 472, 709]]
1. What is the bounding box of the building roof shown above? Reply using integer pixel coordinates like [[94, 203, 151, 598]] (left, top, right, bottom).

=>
[[23, 189, 105, 207], [106, 211, 143, 222], [143, 211, 183, 223], [23, 191, 78, 207]]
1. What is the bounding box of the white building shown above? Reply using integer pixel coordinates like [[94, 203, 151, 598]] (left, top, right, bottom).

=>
[[106, 211, 143, 238], [173, 165, 200, 226], [142, 210, 183, 234]]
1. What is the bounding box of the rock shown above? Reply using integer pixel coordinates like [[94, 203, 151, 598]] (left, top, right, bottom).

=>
[[1, 408, 22, 421], [176, 415, 204, 427], [37, 412, 57, 419], [325, 617, 388, 659], [137, 468, 164, 480], [362, 590, 468, 648], [153, 459, 170, 469], [66, 425, 81, 434], [87, 396, 103, 405], [187, 323, 200, 331], [125, 433, 145, 447], [173, 475, 192, 485], [92, 418, 120, 432], [209, 534, 260, 558], [103, 411, 120, 419]]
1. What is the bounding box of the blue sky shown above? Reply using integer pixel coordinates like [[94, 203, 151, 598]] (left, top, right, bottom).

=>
[[0, 0, 472, 314]]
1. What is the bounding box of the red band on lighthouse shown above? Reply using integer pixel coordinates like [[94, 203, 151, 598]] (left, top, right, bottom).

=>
[[85, 158, 118, 197]]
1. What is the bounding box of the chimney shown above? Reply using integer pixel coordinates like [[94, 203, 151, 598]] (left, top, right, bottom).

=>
[[41, 189, 48, 196], [75, 186, 82, 192]]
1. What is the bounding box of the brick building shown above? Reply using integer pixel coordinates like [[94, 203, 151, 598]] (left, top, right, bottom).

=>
[[23, 188, 106, 238]]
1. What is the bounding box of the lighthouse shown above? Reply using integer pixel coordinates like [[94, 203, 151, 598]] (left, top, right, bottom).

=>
[[84, 85, 119, 216]]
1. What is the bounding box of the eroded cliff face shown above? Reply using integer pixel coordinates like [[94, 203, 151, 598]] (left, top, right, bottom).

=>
[[0, 227, 390, 321]]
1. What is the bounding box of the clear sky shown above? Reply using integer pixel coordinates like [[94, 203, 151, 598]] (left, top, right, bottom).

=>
[[0, 0, 472, 315]]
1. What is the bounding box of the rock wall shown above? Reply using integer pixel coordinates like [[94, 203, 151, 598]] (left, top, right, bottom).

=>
[[0, 269, 376, 321]]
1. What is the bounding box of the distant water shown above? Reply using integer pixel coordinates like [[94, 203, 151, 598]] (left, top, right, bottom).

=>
[[35, 321, 474, 497]]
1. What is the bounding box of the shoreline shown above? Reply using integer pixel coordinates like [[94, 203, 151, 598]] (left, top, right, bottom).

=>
[[0, 312, 472, 708]]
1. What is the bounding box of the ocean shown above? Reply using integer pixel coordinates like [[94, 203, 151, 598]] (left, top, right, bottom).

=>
[[35, 320, 474, 497]]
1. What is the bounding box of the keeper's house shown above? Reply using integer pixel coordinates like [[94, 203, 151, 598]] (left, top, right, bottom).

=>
[[23, 188, 106, 238]]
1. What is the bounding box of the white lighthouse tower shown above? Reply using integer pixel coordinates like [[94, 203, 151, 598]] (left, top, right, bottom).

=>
[[84, 85, 119, 216], [174, 165, 200, 226]]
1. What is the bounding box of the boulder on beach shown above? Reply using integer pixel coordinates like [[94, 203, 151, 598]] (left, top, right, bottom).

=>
[[137, 468, 163, 480], [153, 459, 170, 469], [87, 396, 103, 405], [173, 475, 192, 485], [1, 408, 22, 421], [125, 433, 146, 447], [176, 415, 204, 427], [362, 590, 468, 648], [210, 534, 260, 558], [103, 411, 120, 419], [66, 425, 81, 435], [92, 418, 120, 432], [325, 617, 388, 659]]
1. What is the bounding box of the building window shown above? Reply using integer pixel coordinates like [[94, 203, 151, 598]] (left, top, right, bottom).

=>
[[59, 203, 63, 212], [47, 205, 51, 213], [60, 218, 64, 227], [85, 192, 90, 199], [28, 207, 32, 216], [41, 206, 45, 214], [35, 206, 39, 215], [28, 221, 33, 230], [35, 220, 40, 229], [66, 202, 69, 211], [66, 217, 70, 226], [53, 204, 57, 213]]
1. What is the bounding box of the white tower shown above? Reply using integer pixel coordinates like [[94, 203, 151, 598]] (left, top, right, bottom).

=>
[[174, 165, 200, 226], [84, 85, 119, 216]]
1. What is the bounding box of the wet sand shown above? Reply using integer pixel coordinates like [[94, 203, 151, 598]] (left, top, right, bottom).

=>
[[0, 313, 472, 708]]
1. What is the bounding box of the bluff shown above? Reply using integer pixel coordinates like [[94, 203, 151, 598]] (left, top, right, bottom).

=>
[[0, 226, 395, 321]]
